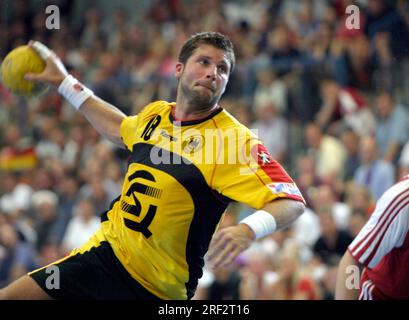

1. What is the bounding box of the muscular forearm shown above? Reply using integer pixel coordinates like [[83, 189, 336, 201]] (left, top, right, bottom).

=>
[[206, 199, 305, 269], [335, 250, 360, 300], [261, 199, 305, 230], [79, 96, 126, 146]]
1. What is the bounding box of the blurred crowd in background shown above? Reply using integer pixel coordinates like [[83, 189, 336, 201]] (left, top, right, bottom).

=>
[[1, 0, 409, 300]]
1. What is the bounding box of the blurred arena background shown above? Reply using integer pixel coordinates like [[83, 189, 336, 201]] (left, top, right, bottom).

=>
[[1, 0, 409, 300]]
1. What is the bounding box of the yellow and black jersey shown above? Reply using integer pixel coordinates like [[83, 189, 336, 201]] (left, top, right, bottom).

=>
[[89, 100, 305, 300]]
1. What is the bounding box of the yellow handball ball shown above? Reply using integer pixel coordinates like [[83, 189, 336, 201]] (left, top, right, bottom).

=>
[[1, 45, 48, 97]]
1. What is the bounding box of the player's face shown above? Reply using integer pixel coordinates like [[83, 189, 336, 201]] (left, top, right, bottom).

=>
[[175, 44, 230, 108]]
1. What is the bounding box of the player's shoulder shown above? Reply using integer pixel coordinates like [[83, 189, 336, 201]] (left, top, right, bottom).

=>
[[123, 100, 173, 126], [122, 100, 173, 130], [378, 176, 409, 209], [387, 176, 409, 197], [217, 108, 257, 138], [139, 100, 175, 118]]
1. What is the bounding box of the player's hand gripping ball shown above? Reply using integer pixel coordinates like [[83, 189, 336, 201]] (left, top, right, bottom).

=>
[[1, 45, 48, 97]]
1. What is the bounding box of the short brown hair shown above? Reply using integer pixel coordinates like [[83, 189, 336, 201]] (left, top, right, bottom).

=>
[[178, 32, 235, 74]]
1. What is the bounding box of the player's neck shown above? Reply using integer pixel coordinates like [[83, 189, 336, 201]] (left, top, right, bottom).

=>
[[173, 99, 220, 121]]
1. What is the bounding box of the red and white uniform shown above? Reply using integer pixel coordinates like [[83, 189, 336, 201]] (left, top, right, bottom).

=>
[[348, 175, 409, 300]]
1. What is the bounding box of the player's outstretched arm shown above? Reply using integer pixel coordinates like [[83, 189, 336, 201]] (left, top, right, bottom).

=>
[[206, 199, 305, 269], [24, 41, 126, 146], [335, 250, 360, 300]]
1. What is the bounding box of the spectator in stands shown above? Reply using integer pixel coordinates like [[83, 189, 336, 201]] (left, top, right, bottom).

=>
[[0, 222, 38, 287], [252, 85, 288, 163], [340, 128, 361, 182], [30, 190, 60, 251], [365, 0, 409, 61], [311, 184, 350, 231], [344, 183, 375, 218], [268, 244, 321, 300], [347, 210, 368, 238], [61, 198, 100, 254], [354, 135, 395, 200], [374, 91, 409, 163], [313, 208, 353, 265], [315, 75, 375, 136], [0, 171, 33, 218], [304, 122, 346, 183], [253, 69, 288, 115]]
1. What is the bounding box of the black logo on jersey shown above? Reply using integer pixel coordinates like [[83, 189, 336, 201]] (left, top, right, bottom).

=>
[[121, 170, 162, 238], [141, 115, 161, 141], [160, 129, 177, 142], [182, 135, 204, 154]]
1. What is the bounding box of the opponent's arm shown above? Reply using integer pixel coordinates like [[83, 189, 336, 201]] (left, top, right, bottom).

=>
[[24, 41, 126, 146], [335, 250, 360, 300], [206, 199, 305, 269]]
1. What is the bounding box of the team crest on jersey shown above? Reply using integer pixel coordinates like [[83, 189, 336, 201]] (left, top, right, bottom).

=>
[[182, 135, 204, 154]]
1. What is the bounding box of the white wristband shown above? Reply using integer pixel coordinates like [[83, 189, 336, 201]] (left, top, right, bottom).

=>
[[239, 210, 277, 239], [58, 75, 94, 110]]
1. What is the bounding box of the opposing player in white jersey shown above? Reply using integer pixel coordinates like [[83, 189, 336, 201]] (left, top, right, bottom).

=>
[[335, 175, 409, 300]]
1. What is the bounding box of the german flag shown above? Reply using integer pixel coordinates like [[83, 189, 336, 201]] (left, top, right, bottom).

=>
[[0, 146, 38, 171]]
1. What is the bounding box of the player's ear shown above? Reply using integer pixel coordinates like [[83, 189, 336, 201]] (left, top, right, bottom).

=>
[[175, 62, 184, 79]]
